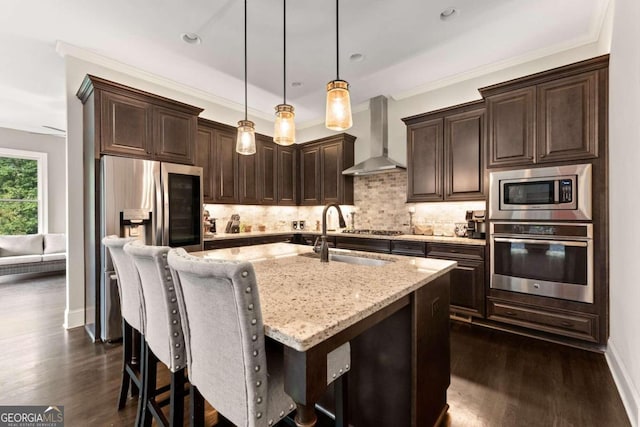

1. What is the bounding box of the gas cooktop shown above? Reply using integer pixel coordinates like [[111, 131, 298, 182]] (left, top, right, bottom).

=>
[[342, 229, 404, 236]]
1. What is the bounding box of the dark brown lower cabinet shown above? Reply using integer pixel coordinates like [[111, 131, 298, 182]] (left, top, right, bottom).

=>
[[204, 234, 291, 250], [427, 243, 485, 318], [487, 297, 599, 343], [335, 236, 391, 253]]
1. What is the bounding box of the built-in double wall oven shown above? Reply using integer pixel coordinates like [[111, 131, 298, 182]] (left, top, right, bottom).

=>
[[489, 164, 594, 304]]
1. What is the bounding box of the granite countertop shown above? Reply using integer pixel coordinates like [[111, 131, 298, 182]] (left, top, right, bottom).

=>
[[205, 230, 486, 246], [192, 243, 456, 351]]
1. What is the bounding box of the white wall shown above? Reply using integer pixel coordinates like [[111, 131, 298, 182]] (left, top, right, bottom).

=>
[[297, 43, 608, 166], [606, 0, 640, 425], [0, 127, 66, 233], [62, 55, 275, 329]]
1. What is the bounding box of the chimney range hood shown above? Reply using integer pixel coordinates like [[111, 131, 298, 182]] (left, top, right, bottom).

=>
[[342, 95, 406, 176]]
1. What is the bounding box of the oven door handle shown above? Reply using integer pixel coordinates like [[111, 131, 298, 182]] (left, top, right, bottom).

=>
[[493, 237, 588, 247]]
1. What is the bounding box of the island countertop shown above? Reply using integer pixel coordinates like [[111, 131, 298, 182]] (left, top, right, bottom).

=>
[[192, 243, 456, 351]]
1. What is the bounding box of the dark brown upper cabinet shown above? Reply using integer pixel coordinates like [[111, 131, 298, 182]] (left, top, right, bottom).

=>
[[238, 145, 260, 205], [153, 106, 197, 164], [480, 55, 608, 168], [196, 124, 214, 202], [299, 134, 355, 206], [406, 118, 443, 202], [403, 101, 485, 203], [196, 119, 298, 206], [485, 87, 535, 168], [277, 144, 297, 205], [76, 75, 202, 165], [256, 135, 277, 205], [299, 144, 321, 205], [211, 123, 240, 203]]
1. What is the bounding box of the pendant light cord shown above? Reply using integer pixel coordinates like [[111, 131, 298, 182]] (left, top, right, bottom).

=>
[[244, 0, 248, 121], [283, 0, 287, 104], [336, 0, 340, 80]]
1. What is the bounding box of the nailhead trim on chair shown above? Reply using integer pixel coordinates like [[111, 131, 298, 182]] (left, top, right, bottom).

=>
[[159, 254, 185, 372]]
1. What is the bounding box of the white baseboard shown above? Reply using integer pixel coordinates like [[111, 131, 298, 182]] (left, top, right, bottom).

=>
[[63, 308, 84, 330], [606, 341, 640, 427]]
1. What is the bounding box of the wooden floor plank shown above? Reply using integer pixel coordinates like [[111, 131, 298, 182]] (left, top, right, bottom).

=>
[[0, 274, 631, 426]]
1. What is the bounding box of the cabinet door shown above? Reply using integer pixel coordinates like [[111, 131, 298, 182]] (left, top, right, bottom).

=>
[[196, 126, 214, 202], [449, 260, 485, 318], [486, 87, 536, 168], [100, 91, 153, 158], [277, 145, 297, 205], [427, 243, 485, 318], [238, 151, 260, 204], [258, 138, 277, 205], [300, 145, 321, 205], [320, 142, 342, 204], [444, 108, 485, 201], [536, 71, 598, 163], [212, 128, 238, 203], [407, 118, 443, 202], [153, 106, 196, 165]]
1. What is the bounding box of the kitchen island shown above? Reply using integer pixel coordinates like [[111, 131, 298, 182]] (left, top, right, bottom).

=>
[[193, 243, 457, 427]]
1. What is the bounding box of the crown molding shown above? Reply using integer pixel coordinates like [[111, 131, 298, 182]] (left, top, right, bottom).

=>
[[55, 41, 273, 122]]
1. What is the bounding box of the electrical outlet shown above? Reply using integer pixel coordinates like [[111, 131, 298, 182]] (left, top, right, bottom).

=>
[[432, 297, 441, 317]]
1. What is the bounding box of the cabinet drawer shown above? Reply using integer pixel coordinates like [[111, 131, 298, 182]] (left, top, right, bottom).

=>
[[487, 298, 598, 343], [335, 237, 390, 253], [251, 235, 290, 245], [204, 238, 251, 250], [390, 240, 426, 257], [427, 243, 484, 260]]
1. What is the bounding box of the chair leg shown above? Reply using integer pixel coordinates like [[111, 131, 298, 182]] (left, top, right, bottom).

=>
[[117, 319, 132, 410], [190, 385, 205, 427], [169, 368, 185, 426], [134, 339, 147, 427], [130, 328, 141, 397], [141, 343, 158, 427], [334, 374, 349, 427]]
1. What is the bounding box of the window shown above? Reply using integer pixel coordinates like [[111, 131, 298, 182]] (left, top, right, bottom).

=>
[[0, 148, 47, 235]]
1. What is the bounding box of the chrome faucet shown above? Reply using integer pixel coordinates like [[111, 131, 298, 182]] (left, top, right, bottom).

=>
[[313, 203, 347, 262]]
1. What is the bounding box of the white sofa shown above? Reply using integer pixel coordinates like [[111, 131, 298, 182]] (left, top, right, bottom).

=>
[[0, 234, 66, 275]]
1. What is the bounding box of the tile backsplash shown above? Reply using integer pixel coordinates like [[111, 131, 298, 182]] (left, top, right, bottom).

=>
[[205, 170, 485, 235]]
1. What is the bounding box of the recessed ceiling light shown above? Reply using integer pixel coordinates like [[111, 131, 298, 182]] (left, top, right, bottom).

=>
[[440, 7, 458, 21], [181, 32, 202, 45], [350, 53, 365, 62], [291, 82, 303, 87]]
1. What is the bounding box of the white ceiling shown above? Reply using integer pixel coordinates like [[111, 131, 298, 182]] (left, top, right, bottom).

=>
[[0, 0, 610, 136]]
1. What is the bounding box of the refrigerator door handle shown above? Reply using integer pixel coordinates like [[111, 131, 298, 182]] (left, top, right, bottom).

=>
[[154, 164, 164, 246]]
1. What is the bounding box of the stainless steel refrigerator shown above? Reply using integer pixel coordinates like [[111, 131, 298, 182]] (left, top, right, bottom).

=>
[[87, 155, 203, 342]]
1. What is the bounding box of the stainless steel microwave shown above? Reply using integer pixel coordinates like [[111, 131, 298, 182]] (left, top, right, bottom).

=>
[[489, 164, 592, 221]]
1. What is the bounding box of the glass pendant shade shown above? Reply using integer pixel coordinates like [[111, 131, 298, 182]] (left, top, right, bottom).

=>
[[325, 79, 352, 131], [236, 120, 256, 155], [273, 104, 296, 146]]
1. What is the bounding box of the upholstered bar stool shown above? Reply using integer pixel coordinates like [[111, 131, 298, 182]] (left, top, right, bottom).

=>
[[102, 235, 145, 423], [167, 248, 352, 427], [124, 241, 188, 427]]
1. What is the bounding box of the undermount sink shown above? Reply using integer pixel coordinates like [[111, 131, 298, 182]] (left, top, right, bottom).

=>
[[300, 252, 393, 266]]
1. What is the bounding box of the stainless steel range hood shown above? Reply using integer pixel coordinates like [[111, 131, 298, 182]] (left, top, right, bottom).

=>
[[342, 95, 406, 176]]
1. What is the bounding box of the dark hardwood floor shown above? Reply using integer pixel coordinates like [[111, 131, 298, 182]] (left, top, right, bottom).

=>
[[0, 274, 630, 426]]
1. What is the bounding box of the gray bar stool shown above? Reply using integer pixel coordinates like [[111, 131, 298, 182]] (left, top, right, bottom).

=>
[[102, 235, 145, 425], [167, 248, 351, 427], [124, 241, 188, 427]]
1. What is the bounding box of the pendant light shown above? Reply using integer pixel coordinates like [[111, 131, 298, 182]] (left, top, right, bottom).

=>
[[325, 0, 352, 131], [236, 0, 256, 155], [273, 0, 295, 146]]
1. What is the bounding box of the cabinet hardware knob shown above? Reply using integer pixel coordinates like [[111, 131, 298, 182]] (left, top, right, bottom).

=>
[[505, 311, 517, 316], [560, 321, 573, 327]]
